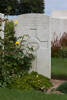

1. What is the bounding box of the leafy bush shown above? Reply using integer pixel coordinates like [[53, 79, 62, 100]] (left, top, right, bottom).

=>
[[7, 73, 33, 90], [51, 32, 67, 57], [7, 72, 52, 92], [60, 32, 67, 47], [27, 72, 52, 91], [51, 37, 61, 57], [0, 21, 35, 87], [60, 33, 67, 57], [56, 82, 67, 93]]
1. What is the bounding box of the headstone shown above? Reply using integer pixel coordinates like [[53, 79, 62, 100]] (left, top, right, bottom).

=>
[[50, 17, 67, 40], [14, 14, 51, 78], [51, 10, 67, 40], [0, 13, 4, 39]]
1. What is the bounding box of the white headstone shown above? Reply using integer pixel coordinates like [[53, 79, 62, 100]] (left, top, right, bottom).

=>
[[14, 14, 51, 78], [51, 10, 67, 40], [0, 13, 4, 39]]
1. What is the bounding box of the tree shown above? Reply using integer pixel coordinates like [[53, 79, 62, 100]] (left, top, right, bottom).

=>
[[0, 0, 45, 15], [0, 0, 19, 15], [0, 0, 8, 14], [19, 0, 44, 14]]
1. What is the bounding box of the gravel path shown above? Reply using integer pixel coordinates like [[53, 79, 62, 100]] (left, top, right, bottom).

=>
[[47, 79, 67, 94]]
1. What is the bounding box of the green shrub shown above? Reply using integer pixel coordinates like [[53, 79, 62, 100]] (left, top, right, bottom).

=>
[[60, 32, 67, 47], [51, 37, 61, 57], [0, 20, 35, 87], [8, 74, 33, 90], [56, 82, 67, 93], [27, 72, 52, 91], [7, 72, 52, 92], [61, 47, 67, 58], [51, 32, 67, 58]]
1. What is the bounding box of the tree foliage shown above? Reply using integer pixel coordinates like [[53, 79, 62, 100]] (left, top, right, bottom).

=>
[[0, 0, 19, 15], [19, 0, 44, 14], [0, 0, 45, 15]]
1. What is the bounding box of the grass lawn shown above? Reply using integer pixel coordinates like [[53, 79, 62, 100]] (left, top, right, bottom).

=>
[[0, 88, 67, 100], [51, 58, 67, 79]]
